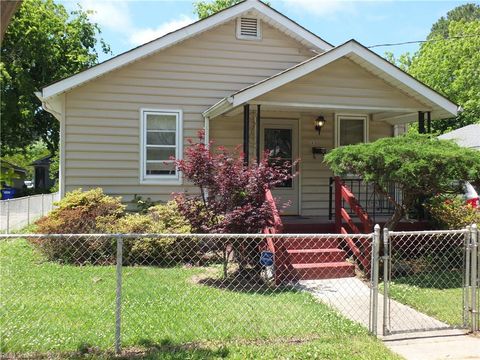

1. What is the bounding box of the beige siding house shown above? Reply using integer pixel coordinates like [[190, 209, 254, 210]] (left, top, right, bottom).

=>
[[37, 0, 458, 219]]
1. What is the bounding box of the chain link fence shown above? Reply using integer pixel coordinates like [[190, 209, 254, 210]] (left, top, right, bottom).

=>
[[1, 232, 377, 356], [1, 228, 478, 357], [0, 192, 59, 232], [380, 227, 479, 335]]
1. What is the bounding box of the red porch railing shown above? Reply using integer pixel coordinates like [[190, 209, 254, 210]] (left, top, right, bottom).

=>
[[334, 176, 373, 273], [262, 187, 283, 250], [261, 188, 284, 284]]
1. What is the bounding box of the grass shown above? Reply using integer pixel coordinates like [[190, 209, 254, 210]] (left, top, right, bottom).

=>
[[0, 239, 400, 359], [383, 270, 464, 326]]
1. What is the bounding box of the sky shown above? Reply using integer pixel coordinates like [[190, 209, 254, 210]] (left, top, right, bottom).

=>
[[60, 0, 477, 62]]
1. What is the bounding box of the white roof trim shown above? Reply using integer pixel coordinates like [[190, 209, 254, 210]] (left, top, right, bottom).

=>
[[204, 40, 459, 119], [41, 0, 332, 100]]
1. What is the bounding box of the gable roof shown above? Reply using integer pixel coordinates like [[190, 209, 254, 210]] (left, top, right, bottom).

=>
[[438, 124, 480, 150], [203, 39, 459, 120], [40, 0, 333, 100]]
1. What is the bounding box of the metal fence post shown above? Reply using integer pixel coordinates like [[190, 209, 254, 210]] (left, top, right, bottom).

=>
[[115, 235, 123, 354], [370, 224, 381, 335], [464, 226, 471, 328], [471, 224, 478, 332], [27, 196, 30, 225], [6, 200, 10, 233], [383, 227, 390, 336]]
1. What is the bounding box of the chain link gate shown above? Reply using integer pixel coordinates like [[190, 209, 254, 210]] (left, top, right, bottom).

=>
[[374, 225, 479, 336]]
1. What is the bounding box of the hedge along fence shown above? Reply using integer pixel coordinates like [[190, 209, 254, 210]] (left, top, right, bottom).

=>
[[32, 188, 196, 266]]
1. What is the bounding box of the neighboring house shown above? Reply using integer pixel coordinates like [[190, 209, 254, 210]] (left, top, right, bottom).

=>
[[0, 160, 27, 190], [438, 124, 480, 151], [36, 0, 459, 218], [31, 155, 55, 190]]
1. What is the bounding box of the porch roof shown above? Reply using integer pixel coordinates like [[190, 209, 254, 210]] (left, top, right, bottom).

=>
[[203, 40, 460, 124]]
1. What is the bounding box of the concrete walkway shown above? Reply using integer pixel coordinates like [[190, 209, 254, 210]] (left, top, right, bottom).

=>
[[382, 330, 480, 360], [297, 278, 480, 360]]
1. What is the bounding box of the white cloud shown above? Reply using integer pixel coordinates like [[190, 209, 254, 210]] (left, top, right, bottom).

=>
[[69, 0, 195, 47], [129, 15, 196, 46], [75, 0, 133, 33], [280, 0, 355, 16]]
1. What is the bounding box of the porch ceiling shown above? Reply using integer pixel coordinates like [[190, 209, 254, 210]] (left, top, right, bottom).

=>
[[203, 40, 459, 124]]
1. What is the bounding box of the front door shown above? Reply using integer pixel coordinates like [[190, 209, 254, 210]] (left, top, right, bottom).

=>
[[260, 119, 299, 215]]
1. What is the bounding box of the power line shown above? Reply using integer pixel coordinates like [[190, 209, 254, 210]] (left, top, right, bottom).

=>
[[367, 34, 480, 49]]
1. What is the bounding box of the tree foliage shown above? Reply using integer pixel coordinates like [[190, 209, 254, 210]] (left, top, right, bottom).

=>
[[1, 0, 110, 155], [408, 20, 480, 132], [173, 132, 293, 234], [1, 141, 50, 178], [194, 0, 241, 19], [193, 0, 269, 19], [324, 134, 480, 230], [386, 3, 480, 133], [429, 3, 480, 39]]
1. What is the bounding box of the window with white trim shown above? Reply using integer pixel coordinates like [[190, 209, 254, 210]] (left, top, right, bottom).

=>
[[335, 114, 369, 147], [140, 109, 182, 183]]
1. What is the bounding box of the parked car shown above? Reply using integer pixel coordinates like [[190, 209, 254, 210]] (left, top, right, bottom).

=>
[[464, 181, 479, 208]]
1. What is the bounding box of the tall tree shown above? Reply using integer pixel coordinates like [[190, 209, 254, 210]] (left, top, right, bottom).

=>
[[408, 20, 480, 132], [429, 3, 480, 39], [1, 0, 110, 155], [386, 4, 480, 133], [194, 0, 242, 19]]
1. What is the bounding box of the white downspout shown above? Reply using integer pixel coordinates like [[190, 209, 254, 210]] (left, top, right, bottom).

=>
[[204, 115, 210, 146]]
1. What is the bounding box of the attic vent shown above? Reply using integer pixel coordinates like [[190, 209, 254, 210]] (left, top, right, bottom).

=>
[[236, 17, 261, 40]]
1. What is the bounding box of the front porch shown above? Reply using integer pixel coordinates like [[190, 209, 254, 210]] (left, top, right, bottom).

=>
[[203, 42, 456, 221]]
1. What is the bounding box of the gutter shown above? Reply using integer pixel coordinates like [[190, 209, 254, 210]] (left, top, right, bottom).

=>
[[202, 96, 234, 119], [35, 91, 62, 121]]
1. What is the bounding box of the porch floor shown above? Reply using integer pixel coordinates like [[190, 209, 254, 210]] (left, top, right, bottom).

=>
[[280, 216, 430, 233]]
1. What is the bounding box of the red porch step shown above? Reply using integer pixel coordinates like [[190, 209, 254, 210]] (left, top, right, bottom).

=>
[[286, 248, 347, 264], [290, 262, 355, 280], [279, 237, 340, 250], [275, 236, 356, 282]]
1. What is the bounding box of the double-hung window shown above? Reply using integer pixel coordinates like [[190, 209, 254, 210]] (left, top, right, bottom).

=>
[[140, 109, 182, 184], [335, 114, 369, 147]]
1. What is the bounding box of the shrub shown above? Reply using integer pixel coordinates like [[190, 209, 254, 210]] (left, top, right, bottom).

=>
[[131, 194, 158, 214], [32, 188, 125, 264], [325, 134, 480, 230], [99, 201, 194, 265], [173, 131, 293, 234], [426, 195, 480, 230], [172, 131, 295, 277], [35, 188, 125, 234]]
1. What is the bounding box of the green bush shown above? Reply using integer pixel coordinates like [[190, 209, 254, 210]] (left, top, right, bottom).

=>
[[31, 189, 125, 264], [35, 188, 125, 233], [99, 201, 194, 265], [32, 188, 125, 264], [427, 195, 480, 229], [32, 190, 195, 265]]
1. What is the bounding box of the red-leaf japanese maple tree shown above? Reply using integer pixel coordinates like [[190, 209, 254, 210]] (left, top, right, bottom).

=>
[[173, 131, 294, 234]]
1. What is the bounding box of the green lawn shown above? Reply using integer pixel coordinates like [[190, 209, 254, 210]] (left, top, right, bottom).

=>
[[0, 239, 399, 359], [383, 271, 464, 327]]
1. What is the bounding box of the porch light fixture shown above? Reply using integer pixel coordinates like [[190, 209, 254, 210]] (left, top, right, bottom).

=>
[[315, 116, 325, 135]]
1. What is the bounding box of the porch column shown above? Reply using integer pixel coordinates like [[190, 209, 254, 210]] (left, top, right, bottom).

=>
[[256, 104, 261, 163], [426, 111, 432, 134], [418, 111, 426, 134], [243, 104, 250, 165]]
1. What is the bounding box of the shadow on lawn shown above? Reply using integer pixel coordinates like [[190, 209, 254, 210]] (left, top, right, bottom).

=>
[[62, 339, 229, 359], [391, 270, 463, 290], [120, 339, 229, 360], [196, 270, 296, 295]]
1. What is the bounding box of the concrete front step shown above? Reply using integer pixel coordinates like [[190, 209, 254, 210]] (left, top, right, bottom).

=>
[[290, 261, 355, 280], [286, 248, 347, 264]]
